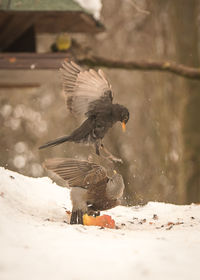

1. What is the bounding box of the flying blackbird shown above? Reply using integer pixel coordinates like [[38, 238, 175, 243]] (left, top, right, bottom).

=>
[[39, 60, 129, 161], [43, 158, 125, 224]]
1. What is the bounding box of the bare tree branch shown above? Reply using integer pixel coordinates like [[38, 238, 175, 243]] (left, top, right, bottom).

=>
[[78, 56, 200, 80], [1, 53, 200, 80]]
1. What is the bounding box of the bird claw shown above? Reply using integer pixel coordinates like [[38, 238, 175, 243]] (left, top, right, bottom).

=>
[[70, 209, 100, 225], [98, 144, 123, 164], [107, 155, 123, 164]]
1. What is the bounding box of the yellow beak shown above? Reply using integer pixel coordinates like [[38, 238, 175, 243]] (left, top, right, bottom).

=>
[[122, 121, 126, 132]]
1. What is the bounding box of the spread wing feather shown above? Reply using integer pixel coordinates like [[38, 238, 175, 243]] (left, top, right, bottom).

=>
[[60, 60, 113, 118], [43, 158, 107, 188]]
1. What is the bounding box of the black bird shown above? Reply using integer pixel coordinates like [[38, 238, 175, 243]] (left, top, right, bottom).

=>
[[44, 158, 125, 225], [39, 60, 129, 161]]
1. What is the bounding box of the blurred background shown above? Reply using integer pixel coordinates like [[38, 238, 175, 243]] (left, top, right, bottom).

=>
[[0, 0, 200, 205]]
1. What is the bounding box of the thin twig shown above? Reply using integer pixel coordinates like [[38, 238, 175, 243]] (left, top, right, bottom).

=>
[[127, 0, 150, 15]]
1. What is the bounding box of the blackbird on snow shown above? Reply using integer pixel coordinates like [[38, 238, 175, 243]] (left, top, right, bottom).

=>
[[43, 158, 125, 224], [39, 60, 129, 161]]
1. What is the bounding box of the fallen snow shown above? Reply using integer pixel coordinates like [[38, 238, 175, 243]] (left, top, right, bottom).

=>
[[74, 0, 102, 19], [0, 167, 200, 280]]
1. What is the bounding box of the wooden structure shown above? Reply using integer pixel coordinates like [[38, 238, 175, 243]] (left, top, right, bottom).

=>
[[0, 0, 104, 87], [0, 0, 104, 53], [0, 53, 71, 70]]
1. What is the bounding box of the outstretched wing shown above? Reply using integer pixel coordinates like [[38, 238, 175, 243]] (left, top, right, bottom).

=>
[[43, 158, 107, 188], [60, 60, 113, 119]]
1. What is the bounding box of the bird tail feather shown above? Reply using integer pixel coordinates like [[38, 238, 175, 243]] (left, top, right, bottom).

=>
[[39, 135, 71, 149]]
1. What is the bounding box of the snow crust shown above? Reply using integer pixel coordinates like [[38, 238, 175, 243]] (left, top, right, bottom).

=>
[[0, 167, 200, 280], [74, 0, 102, 19]]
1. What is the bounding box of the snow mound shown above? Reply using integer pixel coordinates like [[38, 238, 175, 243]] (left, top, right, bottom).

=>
[[0, 167, 200, 280], [74, 0, 102, 19], [0, 167, 71, 222]]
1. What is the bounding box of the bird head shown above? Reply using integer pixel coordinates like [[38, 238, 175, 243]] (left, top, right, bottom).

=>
[[106, 173, 125, 200], [120, 106, 129, 132]]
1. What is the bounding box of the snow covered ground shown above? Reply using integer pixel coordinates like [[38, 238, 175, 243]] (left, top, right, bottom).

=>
[[0, 167, 200, 280]]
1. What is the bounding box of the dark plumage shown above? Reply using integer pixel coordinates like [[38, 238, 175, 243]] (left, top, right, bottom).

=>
[[39, 60, 129, 160], [43, 158, 125, 224]]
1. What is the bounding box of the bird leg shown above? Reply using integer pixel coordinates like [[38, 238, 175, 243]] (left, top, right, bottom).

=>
[[100, 144, 123, 163], [95, 142, 100, 155], [77, 209, 84, 224], [70, 210, 78, 224], [70, 188, 87, 224], [70, 209, 99, 224], [70, 210, 84, 224]]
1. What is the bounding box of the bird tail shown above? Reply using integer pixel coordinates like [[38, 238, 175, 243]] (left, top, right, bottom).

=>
[[39, 135, 72, 149], [39, 118, 94, 150]]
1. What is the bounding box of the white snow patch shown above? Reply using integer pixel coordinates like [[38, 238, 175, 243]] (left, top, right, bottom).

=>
[[0, 167, 200, 280], [74, 0, 102, 19]]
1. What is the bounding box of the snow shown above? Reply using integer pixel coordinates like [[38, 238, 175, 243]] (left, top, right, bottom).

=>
[[74, 0, 102, 19], [0, 167, 200, 280]]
